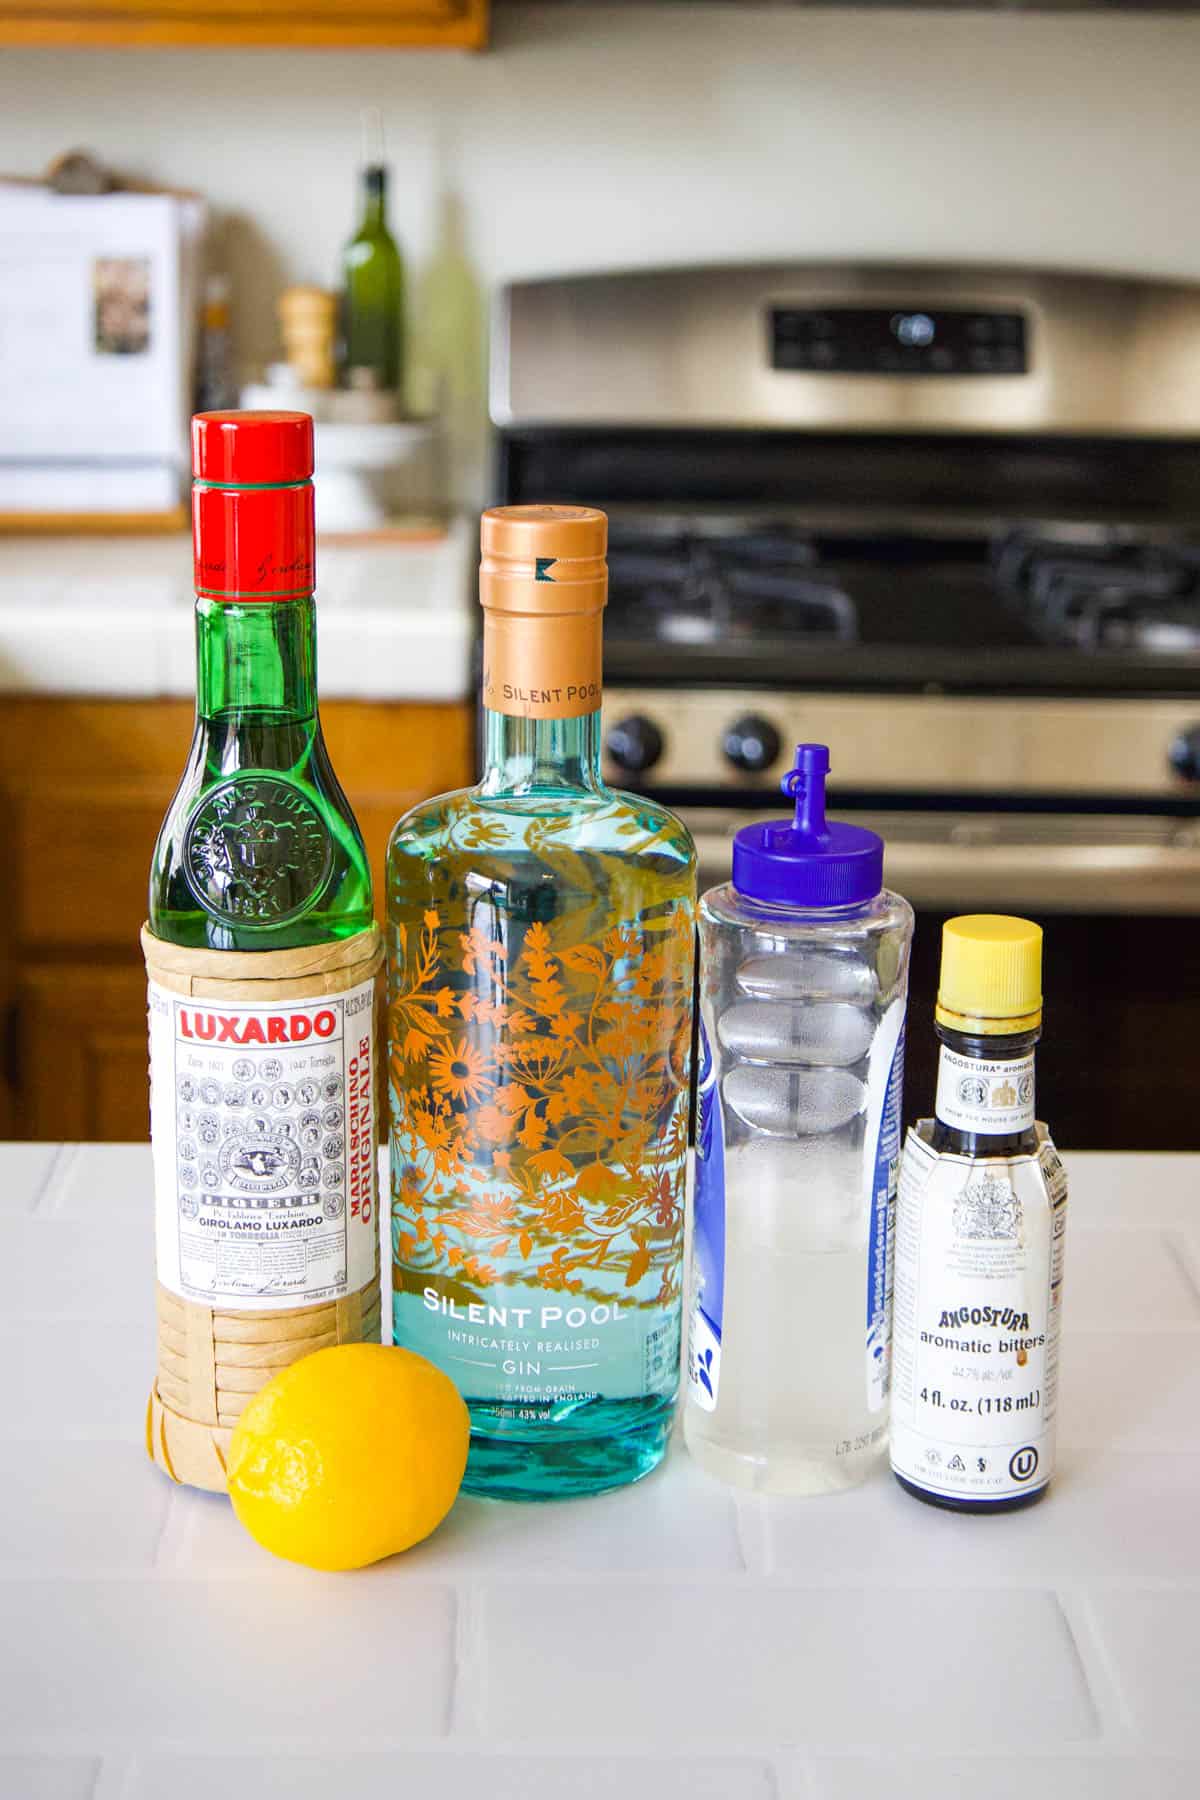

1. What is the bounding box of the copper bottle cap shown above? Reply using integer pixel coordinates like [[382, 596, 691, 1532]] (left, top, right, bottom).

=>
[[479, 505, 607, 719], [480, 504, 608, 616]]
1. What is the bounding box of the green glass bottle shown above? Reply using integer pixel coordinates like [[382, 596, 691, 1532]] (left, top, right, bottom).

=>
[[150, 411, 372, 948], [145, 411, 379, 1493], [340, 156, 405, 398], [387, 506, 697, 1501]]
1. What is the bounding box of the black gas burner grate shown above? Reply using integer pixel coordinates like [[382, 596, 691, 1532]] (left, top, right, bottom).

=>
[[598, 515, 1200, 681], [606, 522, 857, 646], [994, 531, 1200, 653]]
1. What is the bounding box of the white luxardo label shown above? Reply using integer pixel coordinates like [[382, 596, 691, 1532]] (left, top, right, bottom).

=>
[[890, 1122, 1067, 1503], [934, 1046, 1036, 1135], [148, 977, 377, 1310]]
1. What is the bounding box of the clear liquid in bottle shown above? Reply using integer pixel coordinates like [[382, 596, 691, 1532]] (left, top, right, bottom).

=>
[[685, 745, 913, 1495]]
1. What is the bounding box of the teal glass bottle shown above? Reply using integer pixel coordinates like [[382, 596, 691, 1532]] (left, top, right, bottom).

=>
[[387, 506, 696, 1500], [339, 158, 404, 397], [150, 411, 372, 949]]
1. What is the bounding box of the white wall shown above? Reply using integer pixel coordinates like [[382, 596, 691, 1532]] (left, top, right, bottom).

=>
[[2, 4, 1197, 494]]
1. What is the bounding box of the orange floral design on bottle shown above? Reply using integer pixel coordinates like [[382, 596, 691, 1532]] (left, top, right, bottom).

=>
[[390, 901, 693, 1308]]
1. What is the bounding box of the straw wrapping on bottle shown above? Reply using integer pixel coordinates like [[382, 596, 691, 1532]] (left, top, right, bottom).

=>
[[142, 924, 383, 1493]]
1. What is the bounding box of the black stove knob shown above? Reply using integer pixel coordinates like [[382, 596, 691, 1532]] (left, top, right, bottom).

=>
[[723, 714, 782, 775], [606, 714, 664, 775], [1169, 725, 1200, 783]]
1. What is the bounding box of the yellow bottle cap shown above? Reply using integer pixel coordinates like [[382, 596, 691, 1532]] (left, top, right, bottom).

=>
[[936, 914, 1043, 1034]]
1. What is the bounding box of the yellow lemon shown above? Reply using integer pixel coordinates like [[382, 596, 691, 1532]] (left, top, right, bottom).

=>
[[227, 1342, 469, 1571]]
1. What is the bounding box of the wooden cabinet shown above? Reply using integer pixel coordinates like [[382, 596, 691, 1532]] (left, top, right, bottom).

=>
[[17, 964, 150, 1142], [0, 695, 473, 1142], [0, 785, 14, 1139], [0, 0, 487, 49]]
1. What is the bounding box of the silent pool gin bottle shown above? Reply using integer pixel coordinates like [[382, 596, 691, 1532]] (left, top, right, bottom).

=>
[[685, 746, 913, 1495], [145, 411, 380, 1494], [387, 506, 696, 1500], [890, 916, 1069, 1511]]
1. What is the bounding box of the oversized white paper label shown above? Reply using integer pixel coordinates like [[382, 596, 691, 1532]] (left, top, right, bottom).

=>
[[890, 1122, 1067, 1503], [148, 977, 377, 1310], [934, 1046, 1036, 1135]]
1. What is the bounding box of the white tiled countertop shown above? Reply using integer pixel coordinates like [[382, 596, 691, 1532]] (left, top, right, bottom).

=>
[[2, 1144, 1199, 1800], [0, 524, 474, 701]]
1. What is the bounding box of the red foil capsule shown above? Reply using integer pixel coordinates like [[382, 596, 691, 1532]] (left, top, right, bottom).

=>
[[191, 411, 315, 601]]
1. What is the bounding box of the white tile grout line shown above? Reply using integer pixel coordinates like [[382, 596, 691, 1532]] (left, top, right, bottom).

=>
[[91, 1752, 138, 1800], [447, 1585, 488, 1739], [30, 1141, 75, 1217], [733, 1490, 770, 1576], [4, 1556, 1198, 1592], [152, 1487, 201, 1575], [1164, 1229, 1200, 1309], [770, 1752, 813, 1800], [0, 1737, 942, 1771], [0, 1717, 1192, 1773], [1056, 1585, 1139, 1750]]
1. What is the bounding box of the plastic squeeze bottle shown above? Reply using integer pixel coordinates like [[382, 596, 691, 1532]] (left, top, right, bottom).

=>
[[684, 744, 914, 1494], [890, 915, 1069, 1510]]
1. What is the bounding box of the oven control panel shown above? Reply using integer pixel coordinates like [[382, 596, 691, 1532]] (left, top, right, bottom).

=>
[[601, 690, 1200, 800], [769, 306, 1029, 377]]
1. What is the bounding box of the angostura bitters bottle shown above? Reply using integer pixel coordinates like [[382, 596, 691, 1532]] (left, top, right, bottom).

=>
[[890, 916, 1069, 1511], [144, 411, 381, 1494], [387, 506, 697, 1500]]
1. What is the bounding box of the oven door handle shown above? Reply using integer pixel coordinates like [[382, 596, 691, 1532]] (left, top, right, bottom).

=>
[[690, 831, 1200, 914]]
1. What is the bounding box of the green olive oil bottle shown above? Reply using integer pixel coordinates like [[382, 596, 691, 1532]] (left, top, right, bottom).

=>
[[339, 110, 405, 398]]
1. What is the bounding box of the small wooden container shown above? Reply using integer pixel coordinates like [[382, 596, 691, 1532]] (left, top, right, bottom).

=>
[[278, 285, 338, 390]]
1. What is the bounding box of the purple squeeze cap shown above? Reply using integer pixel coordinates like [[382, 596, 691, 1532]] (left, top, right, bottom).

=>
[[731, 744, 884, 908]]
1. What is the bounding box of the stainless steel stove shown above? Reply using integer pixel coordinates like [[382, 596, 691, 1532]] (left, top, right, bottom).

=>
[[491, 262, 1200, 1146]]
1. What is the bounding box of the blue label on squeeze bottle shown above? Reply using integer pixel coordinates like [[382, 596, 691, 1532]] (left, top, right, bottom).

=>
[[866, 1020, 905, 1413], [688, 1025, 725, 1412]]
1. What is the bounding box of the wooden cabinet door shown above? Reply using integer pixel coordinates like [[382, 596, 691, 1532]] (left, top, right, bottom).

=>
[[16, 964, 150, 1143], [323, 698, 475, 906], [0, 0, 488, 48], [1, 696, 474, 1142], [0, 786, 15, 1137]]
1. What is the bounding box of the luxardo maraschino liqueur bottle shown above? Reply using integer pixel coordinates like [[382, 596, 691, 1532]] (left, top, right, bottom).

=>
[[387, 506, 697, 1499], [144, 411, 381, 1493]]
